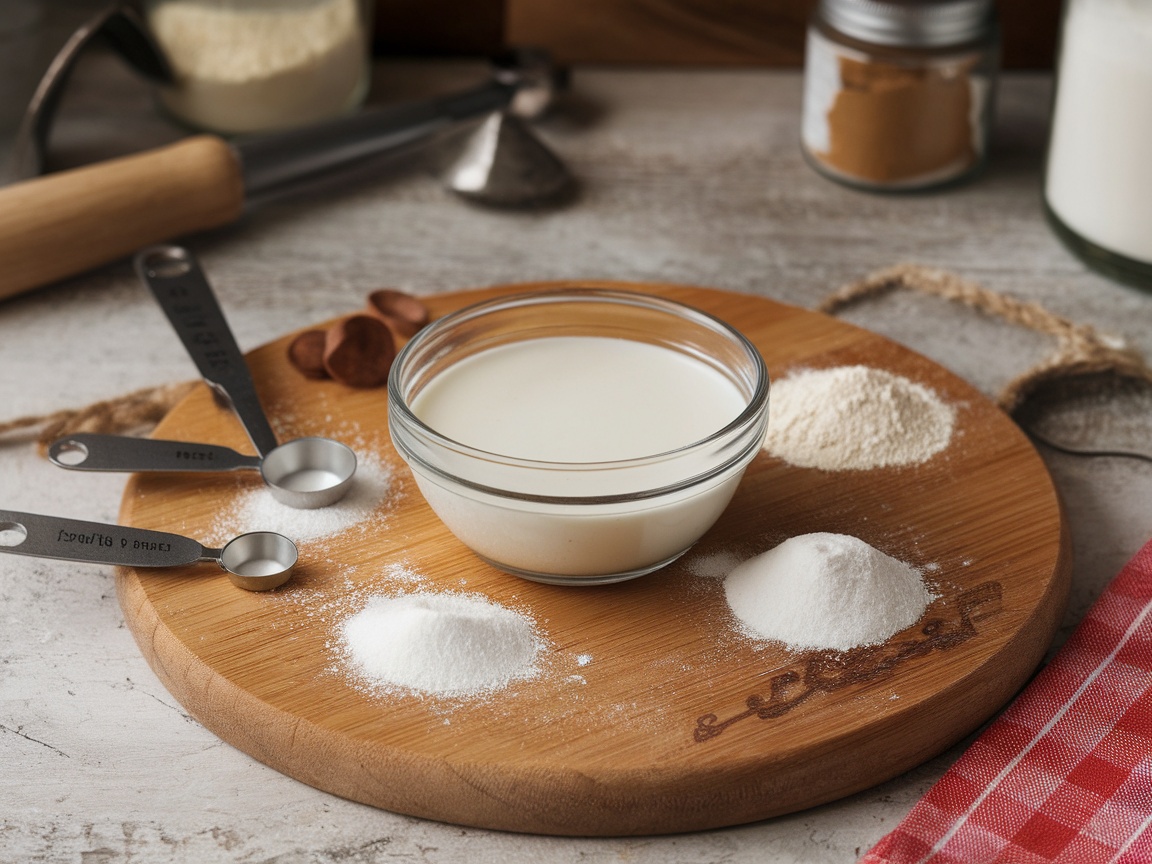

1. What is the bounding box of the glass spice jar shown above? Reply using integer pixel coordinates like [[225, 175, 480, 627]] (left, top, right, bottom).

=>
[[801, 0, 1000, 192], [144, 0, 374, 135]]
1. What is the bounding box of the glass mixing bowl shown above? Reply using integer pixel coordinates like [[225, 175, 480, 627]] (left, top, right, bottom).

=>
[[387, 289, 769, 585]]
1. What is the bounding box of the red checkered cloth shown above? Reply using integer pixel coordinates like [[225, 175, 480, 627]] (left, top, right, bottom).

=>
[[862, 537, 1152, 864]]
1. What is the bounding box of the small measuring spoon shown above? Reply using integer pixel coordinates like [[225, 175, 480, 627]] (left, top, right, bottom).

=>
[[132, 244, 356, 509], [48, 433, 357, 509], [0, 509, 297, 591]]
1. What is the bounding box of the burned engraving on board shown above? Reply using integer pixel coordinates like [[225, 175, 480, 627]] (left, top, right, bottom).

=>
[[693, 581, 1003, 742]]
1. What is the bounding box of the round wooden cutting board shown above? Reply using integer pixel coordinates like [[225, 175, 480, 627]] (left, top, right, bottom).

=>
[[117, 282, 1070, 836]]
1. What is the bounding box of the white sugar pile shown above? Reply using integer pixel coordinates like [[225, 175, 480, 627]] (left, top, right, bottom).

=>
[[340, 592, 543, 696], [724, 532, 934, 651], [214, 452, 393, 544], [764, 365, 955, 471]]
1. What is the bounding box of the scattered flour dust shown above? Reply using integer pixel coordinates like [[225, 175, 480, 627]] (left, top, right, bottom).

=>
[[723, 532, 935, 652], [683, 548, 744, 581], [209, 451, 394, 545], [339, 591, 544, 697], [763, 365, 956, 471]]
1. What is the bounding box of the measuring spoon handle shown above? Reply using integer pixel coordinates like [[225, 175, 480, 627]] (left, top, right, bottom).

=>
[[0, 509, 210, 569], [48, 434, 263, 473], [135, 245, 280, 458]]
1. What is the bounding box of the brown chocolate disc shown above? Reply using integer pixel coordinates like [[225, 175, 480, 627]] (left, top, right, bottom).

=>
[[323, 314, 396, 388], [366, 289, 430, 339], [287, 330, 330, 380]]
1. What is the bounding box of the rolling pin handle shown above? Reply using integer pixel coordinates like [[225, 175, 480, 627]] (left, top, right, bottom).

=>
[[0, 135, 245, 302]]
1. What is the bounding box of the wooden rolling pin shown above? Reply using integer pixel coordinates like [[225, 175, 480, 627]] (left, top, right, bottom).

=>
[[0, 137, 243, 302], [0, 75, 525, 302]]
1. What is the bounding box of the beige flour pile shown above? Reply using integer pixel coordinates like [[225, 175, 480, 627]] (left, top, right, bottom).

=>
[[764, 365, 955, 471]]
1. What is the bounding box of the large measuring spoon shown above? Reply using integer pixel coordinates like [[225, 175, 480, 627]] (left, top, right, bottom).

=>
[[130, 244, 356, 509], [47, 433, 356, 510], [0, 509, 297, 591]]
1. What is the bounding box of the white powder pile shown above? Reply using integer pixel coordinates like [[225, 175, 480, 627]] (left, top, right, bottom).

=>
[[149, 0, 366, 133], [213, 453, 393, 544], [763, 365, 955, 470], [340, 592, 543, 696], [724, 532, 934, 651]]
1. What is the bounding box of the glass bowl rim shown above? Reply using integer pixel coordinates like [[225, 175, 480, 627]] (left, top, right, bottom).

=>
[[386, 287, 770, 500]]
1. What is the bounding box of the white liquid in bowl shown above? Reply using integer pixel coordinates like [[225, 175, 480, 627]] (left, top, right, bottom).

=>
[[405, 336, 756, 581], [411, 336, 746, 462]]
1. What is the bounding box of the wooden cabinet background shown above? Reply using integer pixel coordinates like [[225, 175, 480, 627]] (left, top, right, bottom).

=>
[[372, 0, 1062, 69]]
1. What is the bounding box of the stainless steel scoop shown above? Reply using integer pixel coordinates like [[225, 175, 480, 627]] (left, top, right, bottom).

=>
[[131, 244, 357, 508], [0, 509, 297, 591], [47, 433, 356, 509]]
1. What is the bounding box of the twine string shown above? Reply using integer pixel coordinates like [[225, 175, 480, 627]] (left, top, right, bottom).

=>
[[820, 263, 1152, 413], [0, 381, 197, 455]]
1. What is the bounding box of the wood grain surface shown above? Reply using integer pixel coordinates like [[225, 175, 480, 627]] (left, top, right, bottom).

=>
[[116, 282, 1070, 836]]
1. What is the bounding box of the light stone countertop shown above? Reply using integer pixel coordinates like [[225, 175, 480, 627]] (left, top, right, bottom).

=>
[[2, 27, 1151, 864]]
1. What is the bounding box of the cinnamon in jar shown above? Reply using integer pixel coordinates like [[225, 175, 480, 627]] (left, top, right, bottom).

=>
[[801, 0, 1000, 191]]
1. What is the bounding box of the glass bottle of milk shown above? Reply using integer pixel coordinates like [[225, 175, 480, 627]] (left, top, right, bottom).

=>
[[1044, 0, 1152, 288]]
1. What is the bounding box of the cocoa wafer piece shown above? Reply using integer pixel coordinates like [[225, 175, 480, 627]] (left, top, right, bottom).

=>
[[323, 314, 396, 387], [366, 289, 430, 338], [287, 330, 330, 380]]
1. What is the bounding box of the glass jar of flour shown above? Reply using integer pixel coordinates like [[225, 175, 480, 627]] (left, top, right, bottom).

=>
[[1044, 0, 1152, 287], [801, 0, 999, 191], [144, 0, 373, 134]]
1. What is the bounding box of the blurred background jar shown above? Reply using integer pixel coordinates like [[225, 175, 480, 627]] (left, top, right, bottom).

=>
[[801, 0, 1000, 192], [143, 0, 373, 134], [1044, 0, 1152, 287]]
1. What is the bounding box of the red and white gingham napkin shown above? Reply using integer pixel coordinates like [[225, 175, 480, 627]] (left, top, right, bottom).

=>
[[862, 537, 1152, 864]]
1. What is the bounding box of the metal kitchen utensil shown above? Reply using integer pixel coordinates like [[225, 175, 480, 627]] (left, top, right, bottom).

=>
[[234, 47, 563, 207], [6, 1, 174, 182], [0, 509, 296, 591], [47, 433, 358, 507], [134, 244, 357, 508], [445, 111, 570, 206]]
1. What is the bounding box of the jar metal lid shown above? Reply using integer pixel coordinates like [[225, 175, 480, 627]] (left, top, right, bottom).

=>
[[817, 0, 995, 47]]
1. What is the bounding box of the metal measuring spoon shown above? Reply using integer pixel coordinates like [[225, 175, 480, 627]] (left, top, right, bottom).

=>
[[47, 433, 357, 509], [132, 244, 356, 509], [0, 509, 297, 591]]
